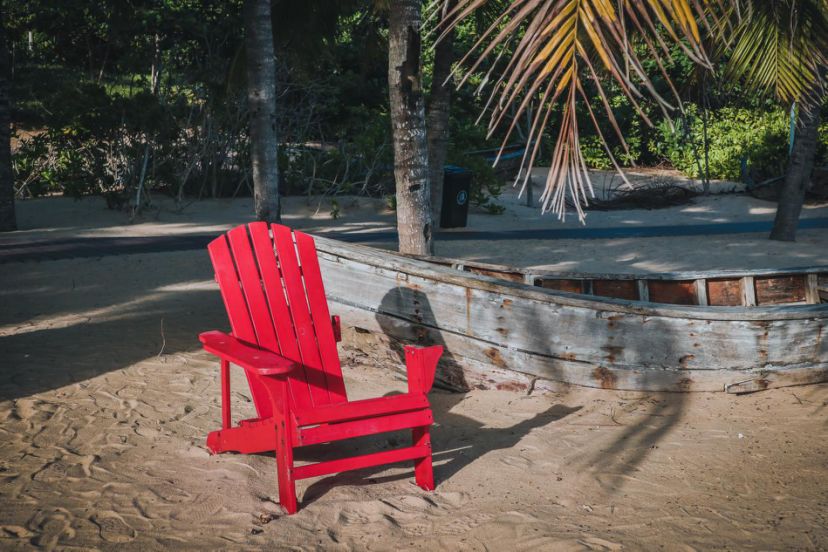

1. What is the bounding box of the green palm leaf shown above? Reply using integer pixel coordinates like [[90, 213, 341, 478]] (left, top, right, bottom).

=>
[[713, 0, 828, 105]]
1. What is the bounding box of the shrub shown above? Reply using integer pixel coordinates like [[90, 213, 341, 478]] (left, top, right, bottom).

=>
[[652, 104, 789, 181]]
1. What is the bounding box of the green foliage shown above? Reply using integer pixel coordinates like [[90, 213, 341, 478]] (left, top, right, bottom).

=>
[[10, 0, 825, 215], [446, 118, 505, 214], [278, 108, 392, 197], [652, 105, 790, 181]]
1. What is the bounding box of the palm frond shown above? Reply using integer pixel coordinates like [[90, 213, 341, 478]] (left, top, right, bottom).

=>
[[710, 0, 828, 106], [436, 0, 708, 221]]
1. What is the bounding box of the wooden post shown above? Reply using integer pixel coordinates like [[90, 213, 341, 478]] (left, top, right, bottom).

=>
[[636, 280, 649, 302], [695, 279, 709, 306], [741, 276, 757, 306], [805, 274, 819, 304]]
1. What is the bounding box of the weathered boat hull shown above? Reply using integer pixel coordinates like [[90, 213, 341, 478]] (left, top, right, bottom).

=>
[[314, 237, 828, 393]]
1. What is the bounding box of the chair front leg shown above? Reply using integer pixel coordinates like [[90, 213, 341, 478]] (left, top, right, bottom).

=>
[[221, 359, 231, 429], [412, 426, 434, 491], [260, 376, 298, 514], [275, 414, 297, 514]]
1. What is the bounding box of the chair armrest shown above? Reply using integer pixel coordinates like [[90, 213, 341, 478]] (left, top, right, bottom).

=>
[[404, 345, 443, 394], [199, 331, 298, 376]]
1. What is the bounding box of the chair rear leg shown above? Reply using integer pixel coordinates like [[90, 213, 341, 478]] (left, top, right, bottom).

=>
[[221, 360, 231, 429], [275, 418, 298, 514], [412, 426, 434, 491]]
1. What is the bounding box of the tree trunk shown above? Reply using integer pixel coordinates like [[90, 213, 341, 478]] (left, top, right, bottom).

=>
[[389, 0, 433, 255], [426, 0, 456, 221], [769, 99, 821, 241], [0, 13, 16, 232], [244, 0, 280, 222]]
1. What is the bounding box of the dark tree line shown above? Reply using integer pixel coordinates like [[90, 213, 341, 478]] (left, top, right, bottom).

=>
[[0, 10, 14, 231], [2, 1, 825, 247]]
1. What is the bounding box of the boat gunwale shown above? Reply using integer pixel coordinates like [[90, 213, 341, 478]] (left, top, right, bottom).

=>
[[313, 235, 828, 322]]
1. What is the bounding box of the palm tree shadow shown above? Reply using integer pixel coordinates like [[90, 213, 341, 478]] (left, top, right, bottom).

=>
[[299, 392, 581, 507], [581, 317, 688, 494], [429, 395, 582, 484], [299, 286, 582, 507]]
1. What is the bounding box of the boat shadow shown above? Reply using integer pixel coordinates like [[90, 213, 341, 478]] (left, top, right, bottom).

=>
[[299, 393, 582, 507], [305, 287, 689, 505], [577, 315, 688, 495], [299, 286, 583, 507]]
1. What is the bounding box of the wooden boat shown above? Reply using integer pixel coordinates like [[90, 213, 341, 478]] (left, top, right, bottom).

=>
[[313, 236, 828, 394]]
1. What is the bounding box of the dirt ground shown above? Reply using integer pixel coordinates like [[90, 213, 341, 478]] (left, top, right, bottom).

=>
[[1, 188, 827, 550]]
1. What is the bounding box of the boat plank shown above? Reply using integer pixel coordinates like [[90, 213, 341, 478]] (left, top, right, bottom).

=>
[[538, 278, 584, 294], [592, 280, 638, 300], [707, 278, 743, 306], [333, 301, 828, 393], [648, 280, 697, 305], [755, 275, 807, 305]]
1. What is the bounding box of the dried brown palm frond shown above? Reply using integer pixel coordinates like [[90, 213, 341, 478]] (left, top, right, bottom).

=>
[[434, 0, 709, 221]]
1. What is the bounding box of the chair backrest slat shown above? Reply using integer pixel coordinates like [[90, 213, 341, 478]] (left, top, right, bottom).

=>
[[227, 226, 280, 350], [207, 235, 274, 418], [294, 230, 348, 403], [247, 222, 314, 410], [209, 224, 348, 411], [270, 225, 334, 406]]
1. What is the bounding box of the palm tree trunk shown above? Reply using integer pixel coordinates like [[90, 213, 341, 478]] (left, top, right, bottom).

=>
[[244, 0, 280, 222], [0, 14, 16, 232], [389, 0, 433, 255], [427, 0, 456, 221], [769, 99, 821, 241]]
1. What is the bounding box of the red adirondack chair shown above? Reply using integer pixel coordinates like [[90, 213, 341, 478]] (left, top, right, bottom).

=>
[[199, 222, 443, 514]]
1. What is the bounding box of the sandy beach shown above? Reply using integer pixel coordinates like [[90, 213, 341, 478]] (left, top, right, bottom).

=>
[[2, 186, 827, 549]]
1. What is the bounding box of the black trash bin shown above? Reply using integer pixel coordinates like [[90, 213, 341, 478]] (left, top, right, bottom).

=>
[[440, 165, 472, 228]]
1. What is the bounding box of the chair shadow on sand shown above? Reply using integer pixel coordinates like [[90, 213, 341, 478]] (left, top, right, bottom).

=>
[[299, 286, 582, 507]]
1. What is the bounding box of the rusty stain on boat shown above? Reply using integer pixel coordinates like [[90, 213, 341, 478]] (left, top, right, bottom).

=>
[[679, 354, 695, 368], [593, 366, 617, 389], [495, 380, 529, 392], [602, 345, 624, 363], [485, 347, 508, 369]]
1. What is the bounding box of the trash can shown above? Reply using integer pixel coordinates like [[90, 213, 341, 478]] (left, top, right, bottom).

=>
[[440, 165, 472, 228]]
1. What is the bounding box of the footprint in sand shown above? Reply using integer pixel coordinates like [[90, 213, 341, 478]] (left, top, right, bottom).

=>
[[170, 494, 224, 522], [12, 398, 39, 421], [435, 491, 468, 508], [32, 511, 75, 551], [0, 525, 35, 538], [401, 521, 431, 537], [500, 455, 532, 469], [92, 512, 137, 543], [33, 455, 96, 482], [32, 460, 71, 483], [337, 509, 373, 526], [437, 512, 495, 536], [392, 495, 439, 512], [578, 536, 624, 551]]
